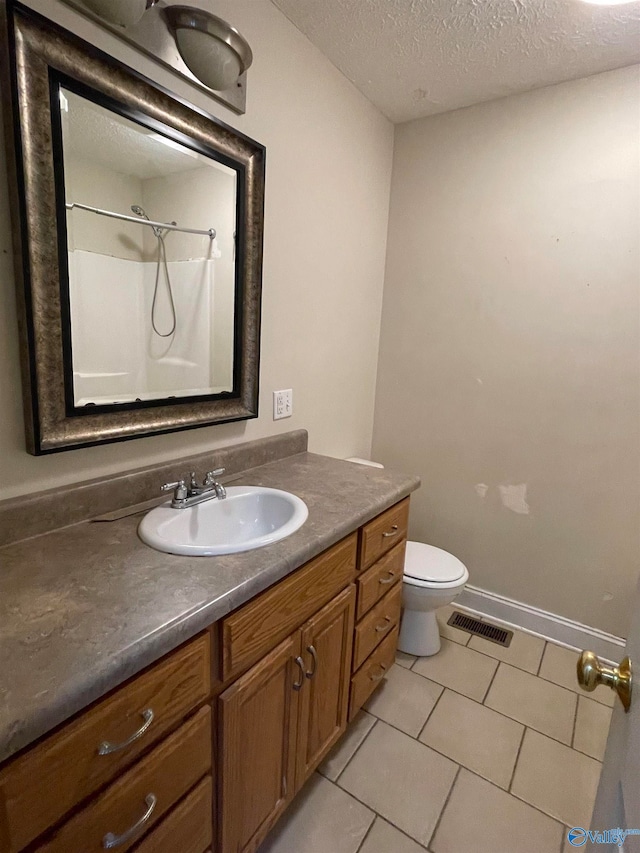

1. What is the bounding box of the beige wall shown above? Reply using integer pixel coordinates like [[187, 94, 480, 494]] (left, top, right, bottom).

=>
[[65, 157, 145, 259], [0, 0, 393, 497], [373, 66, 640, 637]]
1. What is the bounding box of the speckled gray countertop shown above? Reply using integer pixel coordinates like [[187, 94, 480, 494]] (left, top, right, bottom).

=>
[[0, 452, 419, 764]]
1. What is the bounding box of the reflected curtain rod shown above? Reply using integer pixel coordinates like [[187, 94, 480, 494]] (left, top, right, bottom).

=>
[[65, 201, 216, 238]]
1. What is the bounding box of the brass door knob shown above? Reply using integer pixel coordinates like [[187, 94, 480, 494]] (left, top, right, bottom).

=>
[[577, 650, 632, 712]]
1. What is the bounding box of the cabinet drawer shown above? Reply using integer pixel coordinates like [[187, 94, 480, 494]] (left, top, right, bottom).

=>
[[356, 540, 405, 620], [358, 499, 409, 570], [353, 583, 402, 671], [349, 626, 399, 721], [35, 706, 212, 853], [0, 634, 210, 853], [133, 775, 213, 853], [221, 534, 357, 680]]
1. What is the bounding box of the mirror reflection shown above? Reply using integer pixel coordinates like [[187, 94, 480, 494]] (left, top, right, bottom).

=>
[[60, 87, 238, 407]]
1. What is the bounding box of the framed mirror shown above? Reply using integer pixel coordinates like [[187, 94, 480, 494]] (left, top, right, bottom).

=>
[[1, 1, 264, 454]]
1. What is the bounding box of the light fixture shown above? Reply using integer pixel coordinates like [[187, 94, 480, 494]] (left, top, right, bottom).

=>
[[162, 6, 253, 92], [80, 0, 149, 28], [59, 0, 251, 113]]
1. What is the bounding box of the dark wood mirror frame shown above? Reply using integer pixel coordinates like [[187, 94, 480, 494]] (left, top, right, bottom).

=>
[[0, 1, 264, 454]]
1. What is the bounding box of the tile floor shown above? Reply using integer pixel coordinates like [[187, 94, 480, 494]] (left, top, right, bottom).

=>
[[259, 606, 614, 853]]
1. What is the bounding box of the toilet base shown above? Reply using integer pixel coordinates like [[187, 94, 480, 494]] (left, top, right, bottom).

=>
[[398, 609, 441, 657]]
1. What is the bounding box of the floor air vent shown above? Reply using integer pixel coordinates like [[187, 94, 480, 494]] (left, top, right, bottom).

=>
[[447, 612, 513, 647]]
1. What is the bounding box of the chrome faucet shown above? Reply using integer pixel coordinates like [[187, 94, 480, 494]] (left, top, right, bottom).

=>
[[161, 467, 226, 508]]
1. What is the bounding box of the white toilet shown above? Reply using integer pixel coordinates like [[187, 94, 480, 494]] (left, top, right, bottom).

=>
[[346, 457, 470, 657], [399, 541, 469, 657]]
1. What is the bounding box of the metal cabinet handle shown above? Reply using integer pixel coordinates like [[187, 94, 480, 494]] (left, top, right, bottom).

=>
[[305, 645, 318, 679], [369, 663, 387, 683], [98, 709, 154, 755], [102, 793, 157, 849], [382, 525, 399, 538], [375, 616, 392, 633], [379, 571, 396, 585], [293, 656, 305, 691]]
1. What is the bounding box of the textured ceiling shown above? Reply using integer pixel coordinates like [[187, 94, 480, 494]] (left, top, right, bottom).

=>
[[271, 0, 640, 122], [63, 89, 208, 179]]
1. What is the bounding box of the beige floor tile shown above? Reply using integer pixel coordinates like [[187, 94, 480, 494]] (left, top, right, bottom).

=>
[[359, 817, 427, 853], [258, 773, 374, 853], [338, 721, 457, 847], [468, 628, 545, 674], [437, 604, 471, 645], [364, 664, 443, 736], [396, 650, 418, 669], [419, 689, 524, 788], [318, 711, 377, 781], [432, 769, 564, 853], [396, 651, 418, 669], [539, 643, 615, 706], [511, 729, 602, 828], [412, 638, 498, 701], [573, 696, 612, 761], [485, 663, 577, 744]]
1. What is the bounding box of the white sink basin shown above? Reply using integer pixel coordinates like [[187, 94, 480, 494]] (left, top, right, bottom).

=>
[[138, 486, 309, 556]]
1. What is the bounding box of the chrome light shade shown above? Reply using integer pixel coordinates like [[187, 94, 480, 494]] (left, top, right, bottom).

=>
[[162, 6, 253, 91]]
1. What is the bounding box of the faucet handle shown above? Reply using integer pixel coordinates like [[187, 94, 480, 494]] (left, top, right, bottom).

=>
[[161, 480, 187, 500], [204, 468, 225, 486]]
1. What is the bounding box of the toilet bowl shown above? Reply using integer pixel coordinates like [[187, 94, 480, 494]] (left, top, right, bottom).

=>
[[345, 457, 469, 657], [398, 541, 469, 657]]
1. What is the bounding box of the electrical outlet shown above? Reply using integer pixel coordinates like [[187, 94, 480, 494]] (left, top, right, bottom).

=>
[[273, 389, 293, 420]]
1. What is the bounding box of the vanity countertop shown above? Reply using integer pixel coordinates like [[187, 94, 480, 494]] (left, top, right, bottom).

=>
[[0, 452, 419, 764]]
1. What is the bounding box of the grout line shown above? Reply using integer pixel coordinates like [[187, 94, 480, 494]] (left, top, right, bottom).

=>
[[570, 692, 580, 750], [353, 812, 377, 853], [481, 658, 500, 704], [537, 641, 548, 676], [508, 785, 588, 832], [334, 718, 379, 784], [394, 665, 599, 762], [415, 684, 446, 742], [364, 715, 521, 795], [334, 772, 438, 849], [507, 725, 527, 792], [463, 766, 570, 834], [426, 764, 461, 851]]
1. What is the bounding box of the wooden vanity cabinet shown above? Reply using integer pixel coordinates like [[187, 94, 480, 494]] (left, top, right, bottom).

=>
[[218, 570, 357, 853], [0, 634, 211, 853], [0, 498, 410, 853]]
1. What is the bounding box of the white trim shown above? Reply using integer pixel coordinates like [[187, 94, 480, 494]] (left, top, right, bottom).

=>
[[456, 584, 625, 664]]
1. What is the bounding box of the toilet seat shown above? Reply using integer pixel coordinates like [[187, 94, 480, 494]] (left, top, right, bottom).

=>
[[404, 541, 468, 589]]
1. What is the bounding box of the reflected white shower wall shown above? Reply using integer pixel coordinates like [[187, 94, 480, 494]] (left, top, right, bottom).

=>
[[69, 250, 233, 406]]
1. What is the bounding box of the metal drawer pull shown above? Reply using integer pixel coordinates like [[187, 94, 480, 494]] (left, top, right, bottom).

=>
[[379, 571, 396, 585], [369, 663, 387, 683], [102, 793, 157, 849], [382, 525, 399, 538], [305, 645, 318, 679], [375, 616, 392, 633], [98, 708, 154, 755], [293, 656, 305, 691]]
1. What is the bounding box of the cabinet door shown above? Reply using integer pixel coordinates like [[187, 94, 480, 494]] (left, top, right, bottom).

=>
[[219, 633, 302, 853], [296, 585, 356, 787]]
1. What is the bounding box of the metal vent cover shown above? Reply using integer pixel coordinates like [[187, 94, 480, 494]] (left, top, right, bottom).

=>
[[447, 612, 513, 647]]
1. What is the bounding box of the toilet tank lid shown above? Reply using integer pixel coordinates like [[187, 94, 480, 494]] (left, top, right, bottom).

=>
[[404, 541, 467, 583]]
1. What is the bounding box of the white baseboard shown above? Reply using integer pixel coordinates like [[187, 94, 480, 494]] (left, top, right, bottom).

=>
[[456, 584, 625, 664]]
